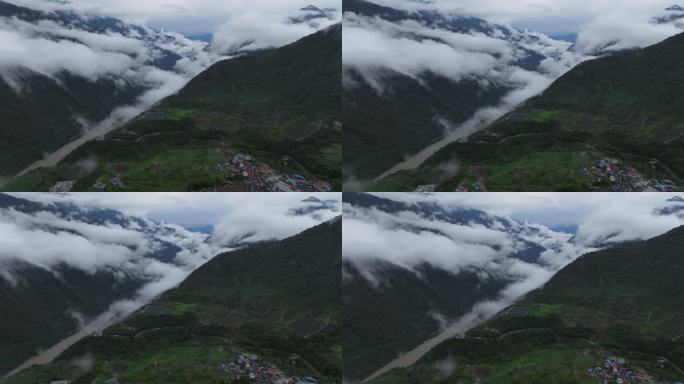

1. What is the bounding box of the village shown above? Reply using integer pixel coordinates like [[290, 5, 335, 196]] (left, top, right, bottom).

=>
[[582, 159, 682, 192], [586, 357, 684, 384], [203, 154, 333, 192], [414, 180, 486, 193], [219, 353, 320, 384], [46, 154, 333, 193]]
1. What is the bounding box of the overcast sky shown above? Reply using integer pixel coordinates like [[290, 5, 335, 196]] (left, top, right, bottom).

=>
[[371, 0, 682, 36]]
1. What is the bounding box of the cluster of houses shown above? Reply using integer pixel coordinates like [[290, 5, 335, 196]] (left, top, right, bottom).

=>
[[49, 181, 75, 193], [582, 159, 681, 192], [93, 177, 124, 191], [455, 180, 486, 192], [415, 185, 437, 192], [414, 180, 487, 193], [207, 154, 332, 192], [586, 357, 683, 384], [219, 353, 319, 384]]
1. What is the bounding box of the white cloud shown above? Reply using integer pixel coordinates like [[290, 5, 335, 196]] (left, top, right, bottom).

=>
[[573, 11, 684, 55], [1, 192, 341, 286], [211, 5, 341, 53]]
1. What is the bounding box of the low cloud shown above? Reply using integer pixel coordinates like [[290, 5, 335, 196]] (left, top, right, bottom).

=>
[[0, 207, 223, 280], [342, 11, 581, 90], [210, 195, 341, 246], [0, 11, 216, 88], [211, 6, 340, 54], [343, 201, 587, 285], [572, 10, 684, 55]]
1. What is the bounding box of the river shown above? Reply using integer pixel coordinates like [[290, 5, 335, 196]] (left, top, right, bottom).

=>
[[363, 299, 511, 382], [14, 103, 151, 177], [374, 109, 509, 182], [4, 322, 102, 377], [4, 298, 148, 378]]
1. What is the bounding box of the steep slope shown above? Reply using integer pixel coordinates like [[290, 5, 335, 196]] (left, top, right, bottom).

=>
[[0, 0, 212, 176], [6, 24, 342, 192], [0, 193, 214, 376], [382, 31, 684, 192], [342, 0, 577, 182], [342, 193, 578, 380], [2, 219, 342, 383], [371, 226, 684, 383]]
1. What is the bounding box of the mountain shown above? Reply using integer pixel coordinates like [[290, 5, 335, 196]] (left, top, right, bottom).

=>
[[2, 219, 342, 384], [342, 0, 577, 182], [369, 226, 684, 383], [5, 24, 342, 192], [0, 0, 213, 177], [375, 31, 684, 192], [0, 193, 214, 376], [289, 5, 338, 25], [342, 193, 578, 380], [654, 5, 684, 27]]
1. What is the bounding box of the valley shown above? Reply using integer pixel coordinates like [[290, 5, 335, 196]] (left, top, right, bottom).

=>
[[343, 193, 684, 384], [343, 0, 684, 192], [0, 0, 342, 192], [368, 28, 684, 192], [0, 0, 217, 178], [1, 219, 342, 384], [342, 0, 581, 186], [0, 193, 343, 383], [367, 224, 684, 383], [4, 25, 342, 193]]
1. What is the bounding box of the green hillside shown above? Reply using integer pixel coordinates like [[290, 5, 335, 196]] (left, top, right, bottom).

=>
[[5, 25, 342, 192], [370, 226, 684, 383], [373, 32, 684, 192], [1, 219, 342, 384]]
